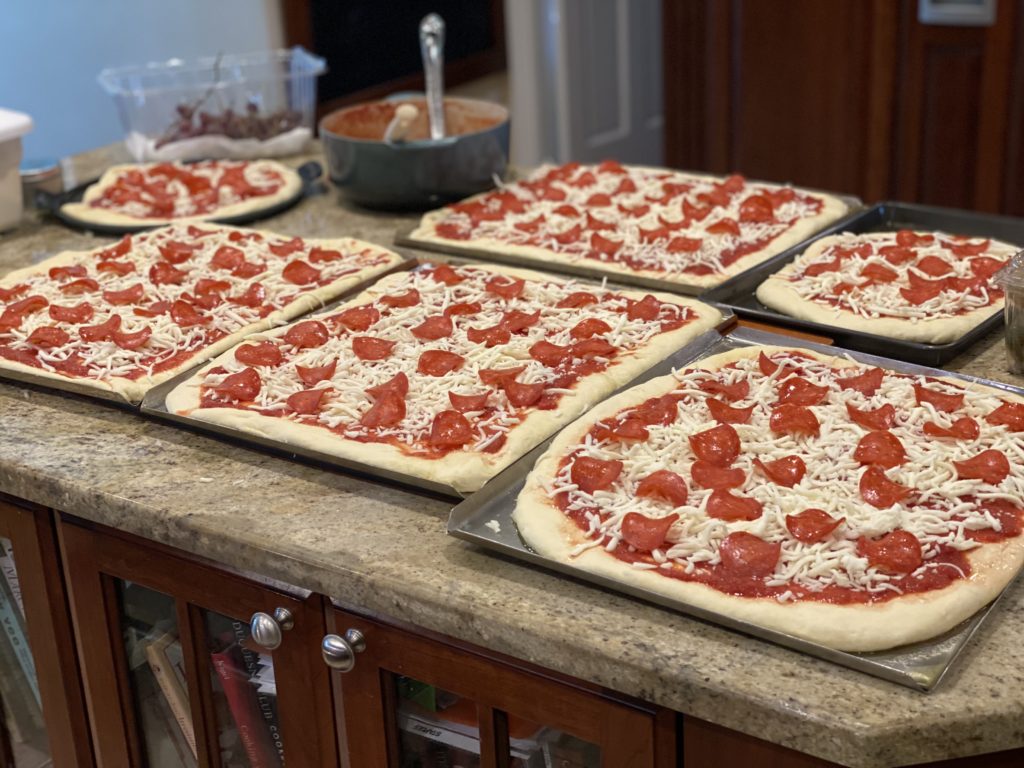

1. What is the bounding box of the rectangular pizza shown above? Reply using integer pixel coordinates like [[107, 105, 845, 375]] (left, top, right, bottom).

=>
[[0, 223, 405, 403], [164, 262, 723, 492], [410, 162, 850, 289]]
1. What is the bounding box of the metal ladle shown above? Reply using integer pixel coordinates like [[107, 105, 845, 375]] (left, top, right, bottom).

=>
[[419, 13, 446, 140]]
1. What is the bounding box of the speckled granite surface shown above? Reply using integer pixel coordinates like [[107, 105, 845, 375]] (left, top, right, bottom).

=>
[[2, 147, 1024, 768]]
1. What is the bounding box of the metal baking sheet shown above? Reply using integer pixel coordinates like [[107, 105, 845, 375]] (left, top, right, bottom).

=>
[[36, 161, 324, 236], [448, 327, 1024, 691], [395, 188, 863, 297], [701, 202, 1024, 366], [140, 288, 734, 499]]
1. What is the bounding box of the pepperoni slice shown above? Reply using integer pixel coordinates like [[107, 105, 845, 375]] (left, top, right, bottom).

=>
[[915, 255, 953, 277], [698, 379, 750, 402], [48, 265, 88, 281], [552, 204, 579, 218], [621, 512, 679, 552], [96, 260, 134, 276], [758, 351, 799, 377], [860, 262, 898, 283], [570, 318, 612, 340], [688, 423, 740, 467], [804, 256, 843, 277], [706, 398, 754, 424], [268, 236, 305, 256], [590, 232, 622, 255], [282, 260, 321, 285], [467, 324, 511, 347], [364, 373, 408, 400], [857, 530, 922, 574], [753, 455, 806, 487], [283, 320, 329, 350], [296, 360, 337, 387], [381, 289, 420, 308], [965, 500, 1024, 543], [570, 456, 623, 494], [896, 230, 934, 247], [411, 315, 453, 341], [486, 276, 525, 300], [846, 403, 896, 431], [27, 326, 70, 348], [556, 292, 599, 309], [303, 247, 340, 264], [360, 390, 406, 427], [445, 301, 483, 318], [769, 404, 820, 437], [595, 418, 649, 442], [718, 532, 780, 577], [986, 402, 1024, 431], [170, 300, 209, 327], [969, 256, 1007, 279], [859, 466, 911, 509], [430, 264, 464, 285], [776, 377, 829, 407], [194, 278, 232, 296], [449, 390, 490, 412], [479, 365, 526, 388], [530, 340, 572, 367], [500, 309, 541, 333], [232, 260, 266, 279], [229, 283, 266, 309], [0, 284, 28, 302], [738, 194, 773, 223], [48, 302, 93, 324], [944, 238, 990, 257], [954, 450, 1010, 484], [880, 245, 916, 265], [552, 224, 582, 244], [79, 315, 122, 342], [838, 367, 884, 395], [900, 282, 944, 306], [352, 336, 396, 361], [707, 490, 763, 522], [635, 470, 689, 506], [505, 380, 545, 407], [0, 295, 48, 330], [96, 237, 132, 260], [60, 278, 100, 295], [914, 383, 964, 412], [429, 410, 473, 448], [191, 291, 223, 311], [691, 460, 745, 490], [285, 387, 329, 415], [211, 245, 245, 271], [638, 225, 672, 243], [112, 326, 152, 350], [786, 509, 845, 544], [335, 305, 380, 331], [923, 417, 979, 440], [214, 367, 261, 401], [158, 241, 197, 265], [417, 350, 464, 376], [572, 338, 616, 359], [706, 218, 740, 237], [854, 431, 907, 468], [102, 284, 144, 306], [634, 395, 678, 426], [625, 295, 661, 322], [235, 341, 283, 367], [149, 262, 187, 286], [134, 301, 171, 318], [586, 192, 612, 207]]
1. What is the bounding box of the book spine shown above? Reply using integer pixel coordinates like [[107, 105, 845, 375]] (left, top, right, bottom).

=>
[[232, 620, 286, 763], [0, 578, 39, 707], [211, 649, 280, 768], [0, 540, 23, 617], [145, 640, 197, 758]]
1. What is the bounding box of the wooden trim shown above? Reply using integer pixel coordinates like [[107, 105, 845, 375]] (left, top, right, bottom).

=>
[[862, 0, 899, 202], [476, 703, 509, 768], [972, 0, 1016, 211], [279, 0, 314, 50], [176, 600, 217, 768]]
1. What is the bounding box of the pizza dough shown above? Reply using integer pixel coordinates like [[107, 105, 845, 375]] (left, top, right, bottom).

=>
[[165, 262, 723, 492], [756, 231, 1019, 344], [514, 344, 1024, 651], [411, 162, 850, 288]]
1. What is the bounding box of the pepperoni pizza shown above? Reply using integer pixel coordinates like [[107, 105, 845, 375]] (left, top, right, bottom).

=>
[[514, 344, 1024, 651], [60, 159, 302, 228], [755, 230, 1019, 343], [0, 223, 404, 402], [410, 162, 849, 289], [164, 262, 723, 492]]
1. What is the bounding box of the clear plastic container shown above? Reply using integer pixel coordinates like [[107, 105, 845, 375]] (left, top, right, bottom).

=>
[[995, 251, 1024, 374], [98, 47, 326, 162]]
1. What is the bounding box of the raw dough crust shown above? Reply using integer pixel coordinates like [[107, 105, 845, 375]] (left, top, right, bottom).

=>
[[410, 167, 851, 289], [60, 160, 304, 227], [755, 233, 1020, 344], [165, 262, 724, 493], [513, 344, 1024, 651]]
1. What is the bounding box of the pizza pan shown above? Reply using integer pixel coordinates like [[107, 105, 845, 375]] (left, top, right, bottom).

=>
[[35, 160, 324, 236], [139, 279, 734, 499], [701, 202, 1024, 366], [394, 189, 863, 297], [447, 327, 1024, 691]]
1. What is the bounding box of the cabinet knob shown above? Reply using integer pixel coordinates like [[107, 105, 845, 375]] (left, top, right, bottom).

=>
[[249, 607, 295, 651], [321, 629, 366, 672]]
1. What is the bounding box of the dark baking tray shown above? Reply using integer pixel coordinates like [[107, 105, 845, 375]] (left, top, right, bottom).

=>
[[36, 160, 323, 236], [395, 187, 863, 297], [448, 327, 1024, 691], [701, 201, 1024, 366]]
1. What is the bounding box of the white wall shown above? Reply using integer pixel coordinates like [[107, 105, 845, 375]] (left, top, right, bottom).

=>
[[0, 0, 283, 160]]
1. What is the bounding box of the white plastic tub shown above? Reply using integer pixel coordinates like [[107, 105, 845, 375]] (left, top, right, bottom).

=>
[[0, 109, 32, 231]]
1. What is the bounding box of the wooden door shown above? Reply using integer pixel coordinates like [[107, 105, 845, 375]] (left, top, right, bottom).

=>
[[326, 606, 675, 767], [58, 517, 337, 768], [0, 498, 93, 767]]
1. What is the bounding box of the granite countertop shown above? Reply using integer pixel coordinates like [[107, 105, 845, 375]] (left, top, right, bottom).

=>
[[3, 146, 1024, 768]]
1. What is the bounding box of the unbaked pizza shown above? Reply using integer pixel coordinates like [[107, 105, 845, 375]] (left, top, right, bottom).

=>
[[410, 162, 849, 289], [514, 344, 1024, 651], [0, 223, 404, 402], [60, 159, 302, 227], [164, 262, 723, 492], [755, 230, 1019, 343]]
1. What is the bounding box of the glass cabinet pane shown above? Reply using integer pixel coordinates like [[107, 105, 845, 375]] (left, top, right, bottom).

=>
[[117, 580, 197, 767], [203, 609, 285, 768], [0, 536, 51, 767], [394, 676, 482, 767], [528, 725, 601, 768]]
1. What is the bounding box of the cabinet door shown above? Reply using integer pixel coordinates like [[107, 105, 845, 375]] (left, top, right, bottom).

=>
[[58, 517, 337, 768], [0, 498, 92, 767], [325, 607, 674, 768]]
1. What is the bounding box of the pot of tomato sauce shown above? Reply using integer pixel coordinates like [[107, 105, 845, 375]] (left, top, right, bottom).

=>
[[319, 96, 509, 210]]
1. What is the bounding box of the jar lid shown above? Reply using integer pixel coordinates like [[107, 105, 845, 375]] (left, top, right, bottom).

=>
[[994, 251, 1024, 290], [20, 157, 60, 182]]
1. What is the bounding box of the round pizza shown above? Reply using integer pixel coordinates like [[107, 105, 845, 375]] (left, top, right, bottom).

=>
[[513, 344, 1024, 651], [411, 161, 849, 289], [756, 230, 1019, 343], [60, 159, 303, 227]]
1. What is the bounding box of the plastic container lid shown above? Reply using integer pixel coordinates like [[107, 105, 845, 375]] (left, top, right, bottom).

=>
[[994, 251, 1024, 291], [0, 108, 33, 143]]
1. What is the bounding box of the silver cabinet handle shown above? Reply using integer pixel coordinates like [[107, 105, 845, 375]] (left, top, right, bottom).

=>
[[321, 629, 366, 672], [249, 607, 295, 651]]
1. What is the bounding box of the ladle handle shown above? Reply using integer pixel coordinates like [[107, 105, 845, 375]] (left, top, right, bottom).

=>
[[419, 13, 446, 140]]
